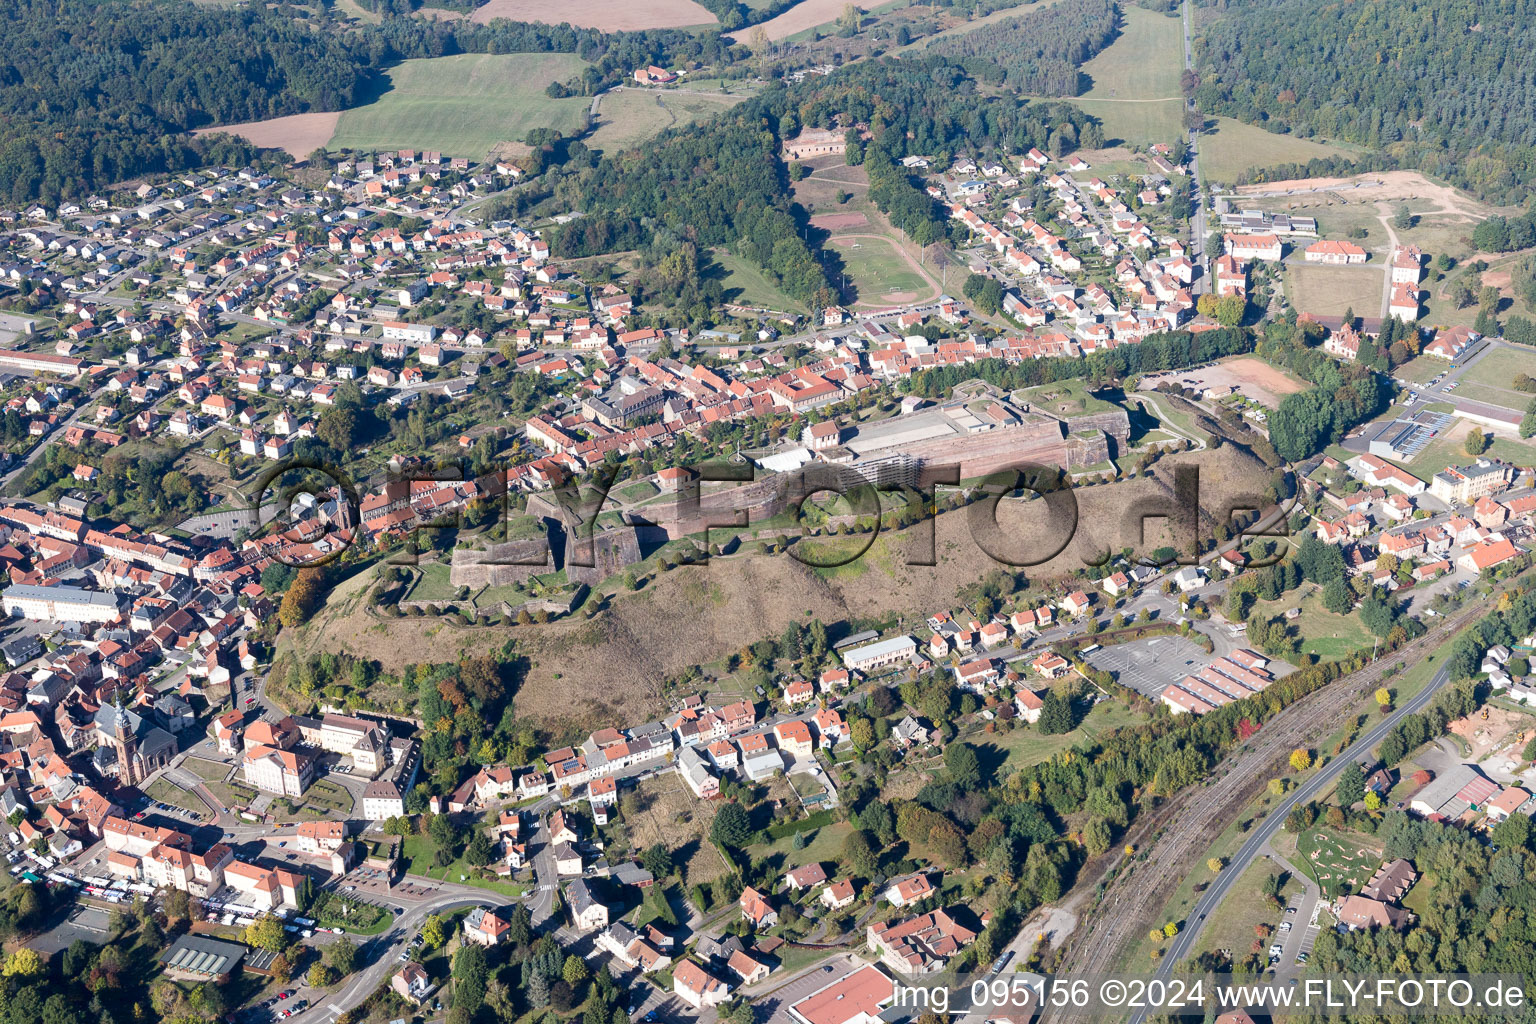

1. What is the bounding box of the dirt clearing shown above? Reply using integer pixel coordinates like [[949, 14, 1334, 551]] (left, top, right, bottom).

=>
[[197, 112, 340, 159], [1139, 356, 1307, 409], [810, 212, 870, 231], [1450, 705, 1535, 763], [471, 0, 716, 29], [1237, 170, 1494, 223]]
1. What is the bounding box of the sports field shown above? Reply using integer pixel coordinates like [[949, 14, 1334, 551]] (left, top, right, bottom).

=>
[[1284, 263, 1385, 318], [1200, 117, 1355, 184], [1065, 7, 1184, 146], [329, 54, 593, 158], [826, 235, 935, 307]]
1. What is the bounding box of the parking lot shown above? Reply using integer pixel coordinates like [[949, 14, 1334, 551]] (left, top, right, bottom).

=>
[[1083, 635, 1213, 698]]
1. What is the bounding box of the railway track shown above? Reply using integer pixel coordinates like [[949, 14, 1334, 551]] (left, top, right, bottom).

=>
[[1047, 596, 1490, 1020]]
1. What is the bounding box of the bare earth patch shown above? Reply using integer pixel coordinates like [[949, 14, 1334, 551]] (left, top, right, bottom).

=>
[[1237, 170, 1494, 223], [1140, 356, 1306, 410], [197, 112, 340, 159], [810, 212, 870, 231], [471, 0, 716, 29], [727, 0, 871, 41]]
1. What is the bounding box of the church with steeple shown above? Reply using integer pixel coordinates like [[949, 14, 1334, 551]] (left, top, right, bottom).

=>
[[95, 692, 177, 785]]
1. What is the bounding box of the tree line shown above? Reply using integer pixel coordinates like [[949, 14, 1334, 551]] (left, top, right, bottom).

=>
[[926, 0, 1121, 96], [1194, 0, 1536, 202], [1261, 316, 1392, 462]]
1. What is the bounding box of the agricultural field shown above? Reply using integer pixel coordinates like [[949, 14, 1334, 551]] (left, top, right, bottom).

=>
[[727, 0, 871, 42], [588, 88, 744, 152], [897, 0, 1073, 51], [1283, 262, 1385, 319], [471, 0, 717, 29], [1198, 117, 1354, 185], [328, 54, 593, 159], [826, 235, 937, 307], [1065, 6, 1184, 146], [197, 112, 341, 160]]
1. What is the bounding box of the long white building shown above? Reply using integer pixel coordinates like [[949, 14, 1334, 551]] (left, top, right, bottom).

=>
[[2, 583, 122, 623]]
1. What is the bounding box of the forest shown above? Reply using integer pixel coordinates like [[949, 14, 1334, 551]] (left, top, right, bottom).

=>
[[926, 0, 1121, 96], [1194, 0, 1536, 202], [0, 0, 726, 204]]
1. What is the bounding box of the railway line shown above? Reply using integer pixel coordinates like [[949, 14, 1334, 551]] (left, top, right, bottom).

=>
[[1047, 594, 1492, 1021]]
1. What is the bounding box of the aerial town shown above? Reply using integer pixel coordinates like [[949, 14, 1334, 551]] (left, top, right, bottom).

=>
[[3, 1, 1536, 1024]]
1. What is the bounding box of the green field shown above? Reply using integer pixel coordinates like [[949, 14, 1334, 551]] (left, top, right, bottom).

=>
[[330, 54, 593, 158], [1199, 117, 1354, 184], [1395, 355, 1448, 385], [1065, 7, 1184, 146], [826, 235, 932, 304], [1453, 381, 1529, 411], [404, 562, 456, 603], [1295, 827, 1381, 899], [184, 757, 233, 783], [1395, 422, 1536, 478], [588, 88, 743, 152], [710, 247, 807, 311], [1252, 585, 1375, 660], [1195, 859, 1300, 960], [1460, 347, 1536, 396], [970, 698, 1142, 775], [146, 779, 205, 816], [1013, 378, 1123, 417], [1283, 262, 1384, 318]]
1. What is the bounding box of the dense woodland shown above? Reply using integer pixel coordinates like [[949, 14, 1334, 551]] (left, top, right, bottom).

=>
[[926, 0, 1121, 96], [1194, 0, 1536, 202], [0, 0, 726, 203]]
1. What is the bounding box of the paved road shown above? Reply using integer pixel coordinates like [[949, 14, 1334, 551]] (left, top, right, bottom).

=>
[[1126, 655, 1457, 1024], [290, 892, 497, 1024], [1182, 0, 1209, 295]]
